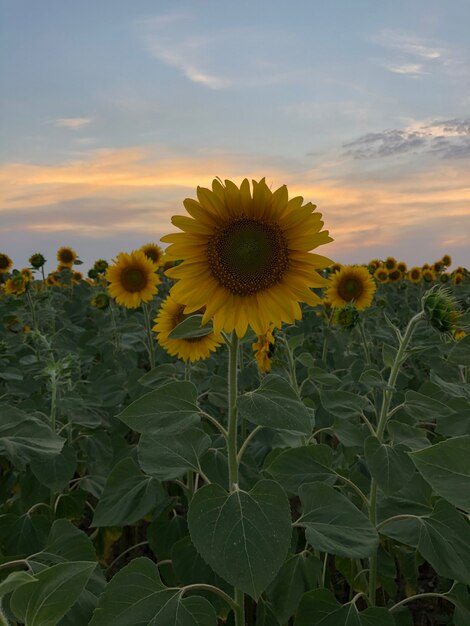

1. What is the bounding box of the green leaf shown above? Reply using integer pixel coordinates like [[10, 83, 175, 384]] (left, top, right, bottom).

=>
[[0, 514, 50, 556], [30, 444, 77, 491], [447, 583, 470, 626], [0, 571, 37, 597], [0, 404, 64, 467], [320, 390, 369, 419], [168, 315, 214, 339], [403, 390, 454, 421], [188, 480, 292, 599], [297, 483, 379, 558], [10, 561, 96, 626], [409, 435, 470, 512], [92, 457, 165, 527], [90, 557, 216, 626], [138, 427, 211, 481], [364, 437, 415, 495], [447, 335, 470, 365], [39, 519, 97, 565], [264, 445, 335, 494], [294, 588, 394, 626], [117, 381, 200, 435], [237, 375, 313, 435]]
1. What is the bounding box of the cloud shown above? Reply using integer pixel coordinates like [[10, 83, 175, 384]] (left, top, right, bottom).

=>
[[343, 118, 470, 159], [54, 117, 93, 129], [374, 30, 443, 60], [385, 63, 424, 76]]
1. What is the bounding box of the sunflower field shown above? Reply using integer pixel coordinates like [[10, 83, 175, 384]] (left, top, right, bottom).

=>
[[0, 179, 469, 626]]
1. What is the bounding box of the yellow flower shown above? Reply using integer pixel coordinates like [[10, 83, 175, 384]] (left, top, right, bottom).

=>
[[140, 243, 164, 268], [422, 268, 436, 283], [388, 268, 402, 283], [326, 265, 376, 310], [252, 324, 275, 374], [0, 253, 12, 274], [46, 274, 60, 287], [106, 251, 160, 309], [397, 261, 407, 273], [21, 268, 33, 281], [56, 247, 77, 267], [385, 257, 396, 271], [374, 267, 389, 283], [4, 274, 28, 295], [153, 294, 223, 362], [407, 267, 422, 284], [72, 271, 83, 283], [453, 272, 464, 285], [453, 329, 467, 341], [162, 178, 333, 337], [441, 254, 452, 267]]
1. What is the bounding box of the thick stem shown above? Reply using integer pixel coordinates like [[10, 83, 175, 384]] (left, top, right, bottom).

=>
[[143, 303, 156, 369], [368, 311, 424, 606]]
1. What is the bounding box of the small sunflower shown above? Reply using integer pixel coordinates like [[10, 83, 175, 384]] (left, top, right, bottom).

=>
[[106, 250, 161, 308], [422, 268, 436, 283], [4, 273, 28, 295], [397, 261, 407, 273], [0, 253, 12, 274], [93, 259, 109, 274], [57, 247, 77, 267], [46, 274, 60, 287], [326, 265, 376, 310], [140, 243, 164, 268], [72, 271, 83, 283], [407, 267, 422, 284], [433, 261, 443, 273], [388, 268, 402, 283], [374, 267, 389, 284], [453, 329, 467, 341], [29, 252, 46, 269], [453, 272, 464, 285], [252, 324, 275, 374], [21, 268, 33, 281], [162, 178, 333, 337], [91, 293, 110, 309], [441, 254, 452, 267], [153, 294, 223, 362], [367, 259, 381, 273], [385, 257, 396, 271]]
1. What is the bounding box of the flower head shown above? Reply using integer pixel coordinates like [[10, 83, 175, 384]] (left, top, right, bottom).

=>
[[407, 267, 422, 284], [422, 285, 461, 333], [29, 253, 46, 269], [140, 243, 164, 268], [56, 247, 77, 267], [106, 250, 160, 309], [374, 267, 389, 284], [0, 253, 12, 274], [162, 178, 333, 337], [325, 265, 376, 310], [252, 324, 276, 373]]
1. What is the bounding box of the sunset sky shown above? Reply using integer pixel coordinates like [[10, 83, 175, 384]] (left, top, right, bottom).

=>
[[1, 0, 469, 270]]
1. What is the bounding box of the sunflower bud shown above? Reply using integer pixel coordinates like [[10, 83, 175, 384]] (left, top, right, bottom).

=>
[[422, 286, 461, 333], [93, 259, 109, 274], [333, 303, 360, 329], [29, 252, 46, 269], [91, 293, 110, 310], [87, 268, 98, 280]]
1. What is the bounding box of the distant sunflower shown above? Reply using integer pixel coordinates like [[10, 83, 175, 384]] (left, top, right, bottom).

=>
[[326, 265, 376, 310], [46, 274, 60, 287], [56, 247, 77, 267], [0, 253, 12, 274], [407, 267, 422, 284], [140, 243, 164, 268], [454, 329, 467, 341], [72, 271, 83, 282], [422, 268, 436, 283], [374, 267, 389, 284], [441, 254, 452, 267], [433, 261, 443, 273], [106, 250, 161, 309], [4, 274, 28, 295], [385, 257, 396, 271], [388, 269, 402, 283], [397, 261, 407, 273], [453, 272, 464, 285], [367, 259, 381, 273], [21, 268, 33, 281], [162, 178, 333, 337], [153, 294, 223, 362]]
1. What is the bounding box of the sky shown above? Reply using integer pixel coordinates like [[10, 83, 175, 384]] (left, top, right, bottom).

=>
[[1, 0, 469, 271]]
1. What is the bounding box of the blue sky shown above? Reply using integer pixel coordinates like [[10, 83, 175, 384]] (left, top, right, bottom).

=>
[[1, 0, 469, 270]]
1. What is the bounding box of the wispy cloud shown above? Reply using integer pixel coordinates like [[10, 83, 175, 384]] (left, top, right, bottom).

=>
[[385, 63, 424, 76], [373, 30, 445, 77], [54, 117, 93, 129]]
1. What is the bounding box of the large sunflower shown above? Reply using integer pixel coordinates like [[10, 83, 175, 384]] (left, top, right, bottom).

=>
[[0, 253, 12, 273], [106, 250, 160, 308], [153, 294, 223, 362], [140, 243, 164, 268], [161, 178, 333, 337], [56, 246, 77, 267], [326, 265, 376, 310]]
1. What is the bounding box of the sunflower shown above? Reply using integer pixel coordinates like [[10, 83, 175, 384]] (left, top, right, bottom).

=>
[[153, 294, 223, 362], [433, 261, 443, 273], [441, 254, 452, 267], [252, 324, 275, 374], [56, 247, 77, 267], [161, 178, 333, 337], [367, 259, 380, 273], [4, 274, 28, 295], [422, 268, 436, 283], [29, 252, 46, 269], [93, 259, 109, 274], [140, 243, 164, 268], [325, 265, 376, 310], [106, 250, 160, 308], [46, 274, 60, 287], [21, 268, 33, 281], [407, 267, 422, 284], [453, 272, 464, 285], [385, 257, 396, 271], [374, 267, 389, 284], [388, 268, 402, 283], [72, 271, 83, 282], [397, 261, 407, 273], [453, 329, 467, 341], [0, 253, 12, 274]]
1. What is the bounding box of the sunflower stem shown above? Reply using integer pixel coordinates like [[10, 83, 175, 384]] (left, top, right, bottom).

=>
[[226, 332, 245, 626], [358, 318, 371, 366], [282, 334, 300, 396], [368, 310, 425, 606], [143, 303, 156, 369]]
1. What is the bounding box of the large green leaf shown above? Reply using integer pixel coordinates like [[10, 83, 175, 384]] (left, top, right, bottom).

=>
[[364, 437, 415, 495], [264, 445, 335, 494], [297, 483, 379, 558], [188, 480, 292, 599], [10, 561, 96, 626], [89, 557, 216, 626], [403, 390, 454, 421], [38, 519, 97, 565], [0, 513, 50, 556], [117, 381, 200, 435], [0, 571, 37, 597], [320, 390, 369, 419], [138, 427, 211, 481], [294, 588, 394, 626], [237, 375, 314, 435], [168, 315, 214, 339], [30, 444, 77, 491], [447, 335, 470, 365], [92, 457, 166, 527], [409, 435, 470, 512], [0, 404, 64, 467]]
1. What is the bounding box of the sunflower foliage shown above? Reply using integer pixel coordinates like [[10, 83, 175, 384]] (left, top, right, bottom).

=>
[[0, 234, 470, 626]]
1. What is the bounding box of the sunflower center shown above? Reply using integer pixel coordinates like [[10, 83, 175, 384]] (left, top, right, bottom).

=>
[[59, 249, 74, 263], [144, 248, 160, 263], [121, 267, 147, 292], [207, 218, 289, 296], [338, 278, 363, 302]]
